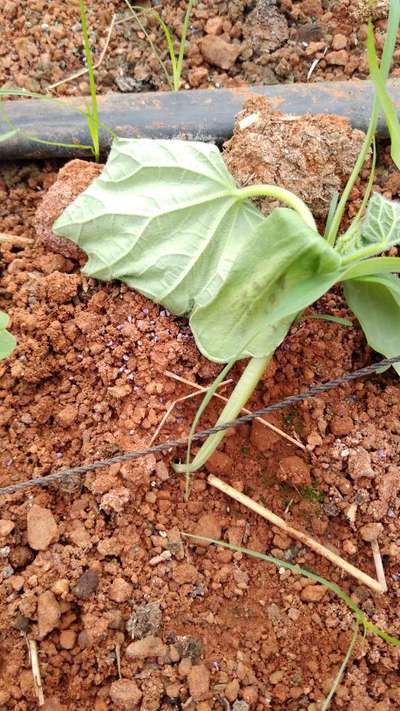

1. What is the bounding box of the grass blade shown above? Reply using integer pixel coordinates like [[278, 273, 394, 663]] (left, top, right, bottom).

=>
[[176, 0, 194, 91], [367, 19, 400, 168], [79, 0, 100, 161], [321, 623, 359, 710], [123, 1, 173, 90]]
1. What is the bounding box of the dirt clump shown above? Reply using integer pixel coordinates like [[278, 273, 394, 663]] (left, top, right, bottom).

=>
[[223, 96, 366, 220]]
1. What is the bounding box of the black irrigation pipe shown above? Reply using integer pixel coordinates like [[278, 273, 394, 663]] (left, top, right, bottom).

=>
[[0, 79, 399, 160]]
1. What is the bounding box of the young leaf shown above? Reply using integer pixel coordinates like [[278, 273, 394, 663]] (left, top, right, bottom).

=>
[[0, 310, 16, 359], [337, 193, 400, 258], [344, 275, 400, 374]]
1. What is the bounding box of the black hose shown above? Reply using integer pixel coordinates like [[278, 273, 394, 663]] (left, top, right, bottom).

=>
[[0, 79, 399, 160]]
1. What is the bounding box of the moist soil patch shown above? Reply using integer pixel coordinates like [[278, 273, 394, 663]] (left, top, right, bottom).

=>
[[1, 104, 400, 710]]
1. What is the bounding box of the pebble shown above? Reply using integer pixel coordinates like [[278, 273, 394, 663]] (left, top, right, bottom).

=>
[[232, 702, 249, 711], [193, 514, 222, 546], [0, 519, 15, 537], [250, 419, 281, 451], [37, 590, 61, 639], [187, 663, 210, 700], [125, 635, 167, 658], [269, 670, 285, 685], [348, 447, 375, 480], [359, 522, 383, 542], [173, 562, 198, 585], [68, 521, 91, 548], [73, 569, 99, 599], [109, 577, 133, 603], [56, 404, 78, 428], [199, 36, 241, 70], [108, 384, 131, 399], [332, 33, 348, 50], [330, 415, 353, 436], [52, 579, 69, 596], [110, 679, 142, 710], [326, 50, 349, 66], [205, 450, 233, 476], [27, 505, 58, 551], [59, 629, 77, 649], [278, 456, 311, 486], [225, 678, 240, 702], [205, 16, 224, 35], [300, 585, 327, 602]]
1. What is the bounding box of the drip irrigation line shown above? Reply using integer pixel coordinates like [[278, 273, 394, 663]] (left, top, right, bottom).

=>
[[1, 354, 399, 497]]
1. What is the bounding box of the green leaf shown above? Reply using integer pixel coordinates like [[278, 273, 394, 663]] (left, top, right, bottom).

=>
[[54, 138, 343, 362], [344, 275, 400, 374], [342, 256, 400, 280], [0, 310, 16, 359], [337, 193, 400, 259], [191, 208, 342, 360]]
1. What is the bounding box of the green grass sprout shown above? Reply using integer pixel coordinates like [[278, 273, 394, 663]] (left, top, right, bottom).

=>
[[123, 0, 194, 91], [79, 0, 100, 161]]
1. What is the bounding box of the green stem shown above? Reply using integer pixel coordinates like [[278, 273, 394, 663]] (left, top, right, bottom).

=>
[[79, 0, 100, 161], [173, 355, 271, 474], [321, 623, 359, 711], [238, 184, 317, 231]]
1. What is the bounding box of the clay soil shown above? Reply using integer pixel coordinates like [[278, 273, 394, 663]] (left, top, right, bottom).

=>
[[1, 1, 400, 710]]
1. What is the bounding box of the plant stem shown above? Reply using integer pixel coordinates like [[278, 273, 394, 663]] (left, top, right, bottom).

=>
[[238, 184, 317, 231], [175, 0, 194, 91], [79, 0, 100, 161], [173, 355, 271, 474], [321, 623, 359, 711]]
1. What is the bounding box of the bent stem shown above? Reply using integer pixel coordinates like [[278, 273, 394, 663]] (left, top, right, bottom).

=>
[[238, 184, 317, 230], [173, 355, 271, 475]]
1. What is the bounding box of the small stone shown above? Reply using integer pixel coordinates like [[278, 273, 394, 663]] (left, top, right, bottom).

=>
[[332, 33, 348, 50], [330, 415, 353, 436], [205, 16, 224, 35], [232, 702, 249, 711], [348, 447, 375, 480], [165, 683, 180, 699], [37, 590, 61, 639], [110, 679, 142, 710], [73, 569, 99, 599], [199, 36, 241, 70], [59, 629, 77, 649], [326, 50, 348, 66], [242, 686, 258, 704], [225, 678, 240, 702], [178, 657, 192, 677], [10, 575, 24, 591], [0, 519, 15, 537], [269, 670, 285, 685], [188, 663, 210, 700], [52, 579, 69, 596], [108, 384, 131, 399], [250, 419, 281, 451], [100, 487, 130, 513], [205, 450, 233, 476], [109, 577, 133, 603], [41, 698, 66, 711], [359, 522, 383, 542], [127, 601, 162, 640], [173, 563, 198, 585], [300, 584, 327, 602], [56, 404, 78, 428], [343, 539, 357, 555], [193, 514, 222, 546], [278, 456, 311, 486], [27, 505, 58, 551], [126, 636, 167, 659], [196, 703, 211, 711], [68, 521, 91, 548]]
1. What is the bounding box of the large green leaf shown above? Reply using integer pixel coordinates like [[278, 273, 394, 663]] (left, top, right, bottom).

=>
[[344, 275, 400, 374], [54, 138, 344, 362], [54, 137, 264, 316], [0, 310, 16, 360]]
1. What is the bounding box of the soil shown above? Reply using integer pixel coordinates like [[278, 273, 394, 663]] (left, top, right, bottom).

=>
[[1, 0, 399, 96], [1, 116, 400, 710], [1, 0, 400, 709]]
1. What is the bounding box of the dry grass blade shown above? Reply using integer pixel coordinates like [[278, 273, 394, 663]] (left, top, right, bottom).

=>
[[47, 13, 116, 90], [28, 639, 45, 706], [149, 378, 233, 445], [166, 370, 306, 451], [207, 474, 386, 594], [371, 539, 387, 593]]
